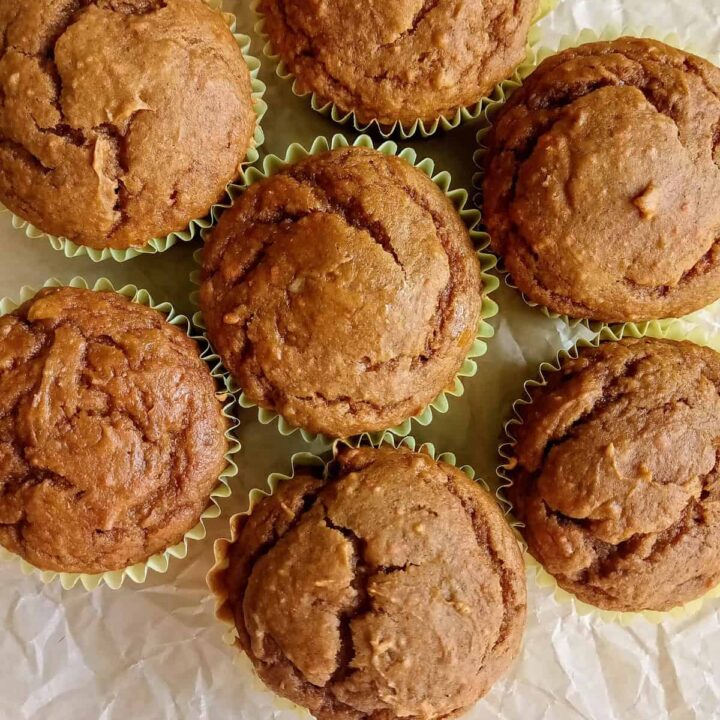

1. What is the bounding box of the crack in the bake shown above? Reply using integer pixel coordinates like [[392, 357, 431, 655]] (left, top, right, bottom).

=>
[[0, 139, 54, 174], [322, 513, 371, 686], [99, 0, 168, 14], [443, 471, 519, 667], [534, 353, 651, 469], [561, 493, 707, 588], [392, 170, 466, 364], [0, 1, 163, 241], [679, 234, 720, 283], [376, 0, 440, 51], [275, 0, 366, 109], [287, 165, 406, 275], [238, 477, 371, 715]]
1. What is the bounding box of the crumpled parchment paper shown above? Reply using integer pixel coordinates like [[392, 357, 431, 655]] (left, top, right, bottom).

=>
[[1, 0, 720, 718]]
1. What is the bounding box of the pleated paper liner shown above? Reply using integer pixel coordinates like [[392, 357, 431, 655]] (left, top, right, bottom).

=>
[[0, 0, 267, 263], [207, 430, 487, 665], [190, 132, 500, 446], [472, 26, 720, 330], [496, 319, 720, 625], [250, 0, 557, 140], [0, 276, 240, 591]]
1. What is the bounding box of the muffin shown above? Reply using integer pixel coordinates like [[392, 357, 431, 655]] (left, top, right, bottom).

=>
[[506, 337, 720, 612], [209, 444, 527, 720], [200, 146, 482, 438], [258, 0, 538, 127], [483, 38, 720, 322], [0, 286, 228, 574], [0, 0, 256, 250]]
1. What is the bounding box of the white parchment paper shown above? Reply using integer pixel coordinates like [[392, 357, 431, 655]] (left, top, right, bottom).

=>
[[1, 1, 720, 718]]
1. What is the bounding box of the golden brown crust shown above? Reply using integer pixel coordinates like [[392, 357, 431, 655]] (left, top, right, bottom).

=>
[[483, 37, 720, 322], [258, 0, 537, 126], [216, 445, 526, 720], [200, 147, 482, 438], [507, 338, 720, 612], [0, 287, 228, 574], [0, 0, 256, 249]]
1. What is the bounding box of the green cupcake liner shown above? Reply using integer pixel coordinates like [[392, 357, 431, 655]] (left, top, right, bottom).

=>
[[250, 0, 557, 140], [473, 26, 720, 329], [496, 319, 720, 625], [190, 132, 500, 446], [0, 1, 267, 263], [0, 276, 240, 590]]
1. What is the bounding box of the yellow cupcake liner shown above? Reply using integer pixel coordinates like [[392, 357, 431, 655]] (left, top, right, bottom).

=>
[[473, 26, 720, 329], [0, 0, 267, 264], [497, 319, 720, 625], [0, 276, 240, 591], [208, 430, 485, 632], [250, 0, 557, 140], [190, 132, 500, 446]]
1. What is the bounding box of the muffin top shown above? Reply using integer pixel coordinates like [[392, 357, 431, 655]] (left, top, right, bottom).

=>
[[211, 445, 526, 720], [507, 337, 720, 612], [483, 38, 720, 322], [0, 287, 228, 574], [200, 146, 482, 438], [0, 0, 256, 250], [258, 0, 537, 126]]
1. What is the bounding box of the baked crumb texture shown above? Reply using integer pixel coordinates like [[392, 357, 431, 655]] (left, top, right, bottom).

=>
[[0, 0, 256, 249], [508, 337, 720, 612], [0, 287, 228, 574], [217, 445, 526, 720], [200, 147, 482, 439], [483, 37, 720, 322], [258, 0, 537, 126]]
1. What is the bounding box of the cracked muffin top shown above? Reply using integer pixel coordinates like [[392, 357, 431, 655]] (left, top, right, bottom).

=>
[[257, 0, 538, 127], [507, 337, 720, 612], [200, 146, 483, 438], [0, 0, 256, 250], [0, 286, 228, 574], [483, 37, 720, 322], [210, 444, 526, 720]]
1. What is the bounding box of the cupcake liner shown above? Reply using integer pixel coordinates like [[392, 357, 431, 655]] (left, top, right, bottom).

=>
[[497, 319, 720, 625], [0, 276, 240, 591], [250, 0, 557, 140], [0, 0, 267, 263], [472, 26, 720, 329], [191, 132, 500, 446], [208, 430, 485, 629]]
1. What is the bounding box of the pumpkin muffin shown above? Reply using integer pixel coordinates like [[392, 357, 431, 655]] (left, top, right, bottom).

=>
[[258, 0, 538, 127], [200, 146, 482, 438], [506, 337, 720, 612], [209, 444, 527, 720], [0, 0, 256, 250], [0, 286, 228, 574], [483, 37, 720, 322]]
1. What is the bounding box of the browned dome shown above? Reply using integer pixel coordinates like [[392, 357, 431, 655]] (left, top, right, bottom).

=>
[[200, 146, 483, 438], [0, 287, 228, 574], [0, 0, 256, 249], [212, 444, 527, 720], [507, 337, 720, 612], [483, 37, 720, 322]]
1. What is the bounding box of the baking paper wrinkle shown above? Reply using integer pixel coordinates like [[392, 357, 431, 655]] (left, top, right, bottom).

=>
[[2, 0, 720, 719]]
